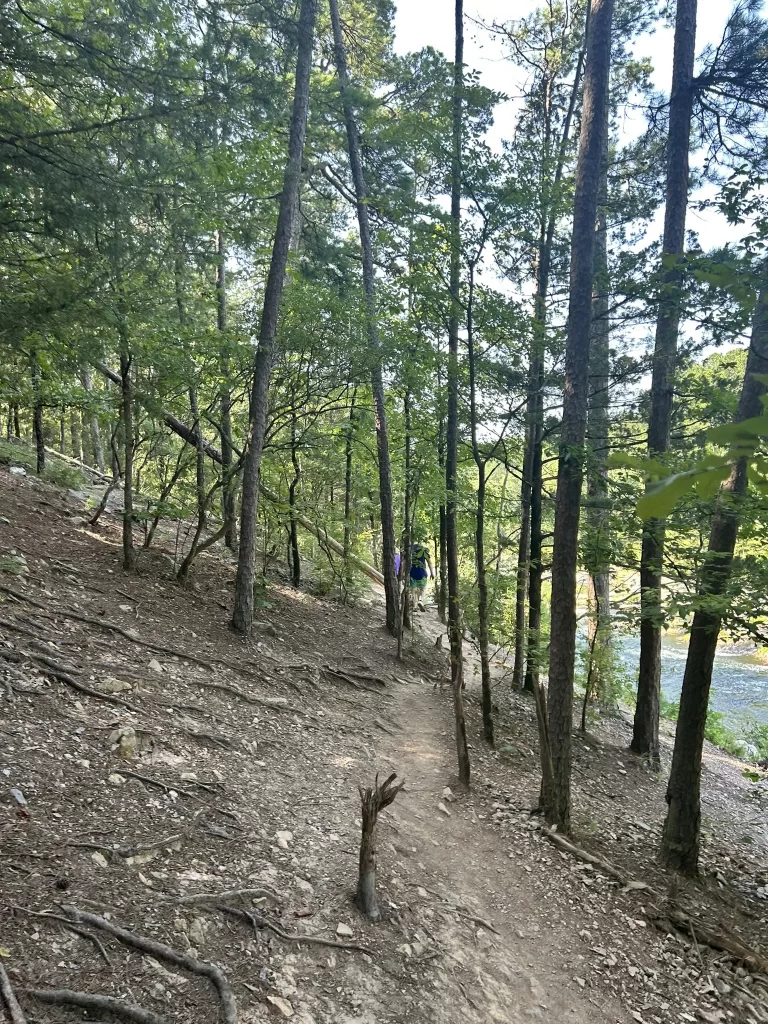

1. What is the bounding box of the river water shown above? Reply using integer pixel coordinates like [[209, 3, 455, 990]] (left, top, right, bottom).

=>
[[614, 633, 768, 738]]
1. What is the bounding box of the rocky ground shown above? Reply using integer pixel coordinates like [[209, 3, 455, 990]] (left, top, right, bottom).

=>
[[1, 461, 768, 1024]]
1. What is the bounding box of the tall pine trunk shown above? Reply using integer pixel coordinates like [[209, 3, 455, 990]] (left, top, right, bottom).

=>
[[632, 0, 698, 760], [544, 0, 614, 831], [512, 421, 533, 689], [80, 370, 105, 472], [447, 0, 470, 786], [521, 8, 590, 696], [329, 0, 399, 635], [661, 282, 768, 874], [288, 406, 301, 586], [31, 350, 45, 474], [119, 345, 135, 572], [232, 0, 317, 634], [585, 107, 612, 704], [467, 264, 494, 744], [217, 229, 238, 552]]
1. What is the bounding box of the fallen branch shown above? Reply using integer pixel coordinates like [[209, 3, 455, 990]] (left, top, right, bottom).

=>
[[61, 906, 236, 1024], [654, 908, 768, 974], [543, 829, 628, 884], [0, 961, 28, 1024], [217, 905, 371, 955], [24, 988, 166, 1024]]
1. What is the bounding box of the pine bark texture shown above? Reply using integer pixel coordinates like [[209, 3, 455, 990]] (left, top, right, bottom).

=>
[[232, 0, 317, 634], [329, 0, 399, 636], [216, 230, 237, 552], [119, 348, 135, 572], [586, 112, 612, 701], [661, 283, 768, 874], [545, 0, 614, 832], [447, 0, 470, 786], [633, 0, 698, 759]]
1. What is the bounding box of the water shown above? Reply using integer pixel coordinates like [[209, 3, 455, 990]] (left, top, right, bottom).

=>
[[614, 632, 768, 737]]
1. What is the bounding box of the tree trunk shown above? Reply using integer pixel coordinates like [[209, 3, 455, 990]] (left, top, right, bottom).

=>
[[437, 412, 448, 625], [329, 0, 399, 636], [177, 387, 208, 583], [661, 282, 768, 874], [401, 390, 412, 636], [585, 104, 612, 704], [80, 370, 105, 472], [512, 421, 533, 690], [59, 409, 67, 454], [633, 0, 698, 760], [217, 229, 238, 552], [288, 408, 301, 586], [467, 264, 493, 744], [70, 411, 83, 463], [343, 390, 357, 558], [522, 5, 589, 697], [31, 351, 45, 474], [523, 366, 544, 695], [119, 347, 135, 572], [232, 0, 317, 635], [447, 0, 470, 786], [545, 0, 614, 832]]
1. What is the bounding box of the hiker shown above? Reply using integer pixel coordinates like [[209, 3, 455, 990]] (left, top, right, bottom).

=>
[[409, 539, 433, 612]]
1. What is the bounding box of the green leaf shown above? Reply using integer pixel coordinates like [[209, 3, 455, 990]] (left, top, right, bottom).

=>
[[637, 471, 698, 520]]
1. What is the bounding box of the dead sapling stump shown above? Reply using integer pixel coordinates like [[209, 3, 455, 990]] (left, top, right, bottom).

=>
[[356, 772, 404, 921]]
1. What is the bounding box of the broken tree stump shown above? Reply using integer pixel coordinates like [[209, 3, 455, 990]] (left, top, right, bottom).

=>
[[356, 772, 404, 922]]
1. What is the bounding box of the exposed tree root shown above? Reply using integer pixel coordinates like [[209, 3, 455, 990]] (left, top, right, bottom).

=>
[[190, 678, 301, 714], [61, 906, 237, 1024], [217, 905, 371, 955], [543, 829, 628, 884], [0, 961, 28, 1024], [0, 584, 217, 671], [322, 665, 383, 695], [24, 987, 166, 1024], [0, 643, 138, 710], [174, 886, 283, 906]]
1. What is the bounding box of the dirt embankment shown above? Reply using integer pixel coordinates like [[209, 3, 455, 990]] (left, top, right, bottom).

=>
[[1, 465, 768, 1024]]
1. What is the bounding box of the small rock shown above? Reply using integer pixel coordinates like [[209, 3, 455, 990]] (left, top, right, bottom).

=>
[[91, 851, 109, 869], [336, 923, 354, 938], [9, 466, 26, 476], [397, 943, 413, 957], [108, 725, 138, 760], [275, 830, 293, 849], [119, 604, 133, 613], [96, 676, 132, 694], [437, 802, 451, 816], [266, 995, 294, 1018], [442, 787, 455, 802], [108, 773, 126, 786], [294, 876, 313, 894], [188, 918, 207, 947], [148, 659, 163, 674], [9, 788, 27, 807]]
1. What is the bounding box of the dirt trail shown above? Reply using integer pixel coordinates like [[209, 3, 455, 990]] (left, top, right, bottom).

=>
[[374, 644, 626, 1024]]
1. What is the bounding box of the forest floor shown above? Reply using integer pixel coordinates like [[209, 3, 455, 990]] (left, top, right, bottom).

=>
[[2, 461, 768, 1024]]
